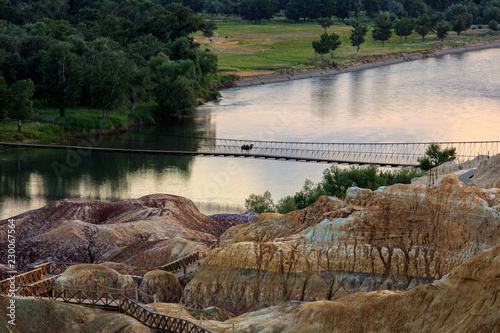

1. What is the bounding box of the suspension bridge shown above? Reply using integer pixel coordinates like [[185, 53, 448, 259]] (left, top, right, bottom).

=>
[[1, 138, 499, 167]]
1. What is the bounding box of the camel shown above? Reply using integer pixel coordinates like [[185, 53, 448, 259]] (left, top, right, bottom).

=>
[[241, 144, 254, 152]]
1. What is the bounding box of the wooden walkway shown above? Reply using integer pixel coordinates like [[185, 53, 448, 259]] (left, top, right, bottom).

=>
[[0, 241, 220, 333], [1, 139, 499, 167]]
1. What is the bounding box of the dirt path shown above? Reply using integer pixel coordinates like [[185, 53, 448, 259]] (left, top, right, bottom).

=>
[[230, 39, 500, 88]]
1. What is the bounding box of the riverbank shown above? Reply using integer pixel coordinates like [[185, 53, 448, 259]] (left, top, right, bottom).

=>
[[231, 38, 500, 87], [0, 104, 157, 150]]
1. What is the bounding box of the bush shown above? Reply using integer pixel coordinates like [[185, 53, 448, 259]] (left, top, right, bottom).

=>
[[379, 167, 425, 184], [321, 165, 387, 199], [417, 142, 457, 171], [245, 165, 425, 214], [478, 24, 483, 29], [245, 190, 275, 213], [293, 179, 326, 209], [276, 195, 297, 214], [489, 20, 499, 31]]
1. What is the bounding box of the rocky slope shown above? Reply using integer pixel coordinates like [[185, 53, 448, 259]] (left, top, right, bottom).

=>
[[279, 242, 500, 333], [473, 153, 500, 189], [0, 194, 244, 270], [183, 176, 500, 314], [411, 153, 500, 188]]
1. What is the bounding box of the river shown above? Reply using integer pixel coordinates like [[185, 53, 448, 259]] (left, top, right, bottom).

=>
[[1, 48, 499, 219]]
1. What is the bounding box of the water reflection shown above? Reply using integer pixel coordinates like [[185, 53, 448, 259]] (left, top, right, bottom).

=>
[[1, 48, 499, 219]]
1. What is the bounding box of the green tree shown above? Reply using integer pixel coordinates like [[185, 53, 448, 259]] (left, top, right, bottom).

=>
[[286, 0, 335, 22], [445, 4, 472, 35], [318, 17, 335, 32], [245, 190, 275, 213], [489, 19, 499, 31], [0, 76, 14, 121], [100, 15, 134, 45], [156, 75, 198, 121], [87, 49, 134, 119], [362, 0, 381, 19], [417, 143, 456, 171], [336, 0, 351, 22], [350, 21, 369, 53], [321, 165, 386, 199], [38, 41, 84, 117], [9, 79, 35, 131], [182, 0, 206, 13], [293, 179, 326, 209], [142, 3, 208, 42], [452, 14, 472, 35], [312, 32, 341, 58], [239, 0, 277, 24], [415, 13, 431, 40], [436, 21, 450, 42], [276, 195, 297, 214], [372, 13, 393, 47], [393, 17, 416, 42]]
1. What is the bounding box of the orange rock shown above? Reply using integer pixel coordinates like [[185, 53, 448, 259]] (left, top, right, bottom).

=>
[[183, 176, 499, 314], [281, 243, 500, 333]]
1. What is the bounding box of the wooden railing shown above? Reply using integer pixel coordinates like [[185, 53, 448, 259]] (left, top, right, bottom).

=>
[[159, 239, 219, 273], [160, 251, 201, 272], [0, 240, 221, 332], [10, 285, 212, 333], [18, 275, 61, 297]]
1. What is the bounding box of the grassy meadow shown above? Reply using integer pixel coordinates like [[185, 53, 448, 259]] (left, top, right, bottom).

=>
[[0, 104, 156, 145], [195, 18, 500, 74]]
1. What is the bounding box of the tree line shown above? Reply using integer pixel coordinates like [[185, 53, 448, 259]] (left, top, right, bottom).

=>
[[176, 0, 500, 27], [312, 2, 498, 58], [0, 0, 218, 127]]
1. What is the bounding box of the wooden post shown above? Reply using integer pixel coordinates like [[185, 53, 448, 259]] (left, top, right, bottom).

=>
[[217, 239, 220, 248], [183, 266, 187, 274], [135, 287, 138, 302], [199, 313, 203, 326], [179, 307, 183, 319], [232, 323, 235, 333], [153, 294, 157, 311]]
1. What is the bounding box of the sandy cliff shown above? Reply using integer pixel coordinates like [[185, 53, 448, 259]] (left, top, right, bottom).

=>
[[183, 176, 500, 314]]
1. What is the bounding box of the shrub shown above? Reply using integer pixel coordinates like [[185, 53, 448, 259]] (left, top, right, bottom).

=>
[[276, 195, 297, 214], [245, 190, 275, 213], [293, 179, 326, 209], [417, 142, 457, 171], [489, 20, 499, 31], [245, 165, 425, 214]]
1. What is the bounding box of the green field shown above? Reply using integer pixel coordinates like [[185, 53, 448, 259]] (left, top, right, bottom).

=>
[[195, 18, 500, 73]]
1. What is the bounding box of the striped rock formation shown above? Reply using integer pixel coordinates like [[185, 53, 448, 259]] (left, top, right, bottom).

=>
[[182, 176, 500, 314], [0, 194, 242, 270]]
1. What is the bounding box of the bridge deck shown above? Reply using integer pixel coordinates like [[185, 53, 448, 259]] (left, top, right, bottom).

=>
[[1, 139, 499, 167]]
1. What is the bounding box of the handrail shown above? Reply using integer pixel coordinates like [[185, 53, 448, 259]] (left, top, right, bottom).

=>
[[8, 285, 212, 333], [0, 239, 221, 332], [2, 140, 498, 166]]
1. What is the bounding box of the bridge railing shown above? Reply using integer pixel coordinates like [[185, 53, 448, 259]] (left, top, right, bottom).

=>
[[2, 139, 499, 166], [130, 136, 500, 165], [13, 285, 213, 333]]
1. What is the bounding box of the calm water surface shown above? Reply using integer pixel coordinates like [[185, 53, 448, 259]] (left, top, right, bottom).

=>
[[1, 48, 499, 219]]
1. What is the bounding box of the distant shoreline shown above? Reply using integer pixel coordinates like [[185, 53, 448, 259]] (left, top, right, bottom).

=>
[[231, 38, 500, 88]]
